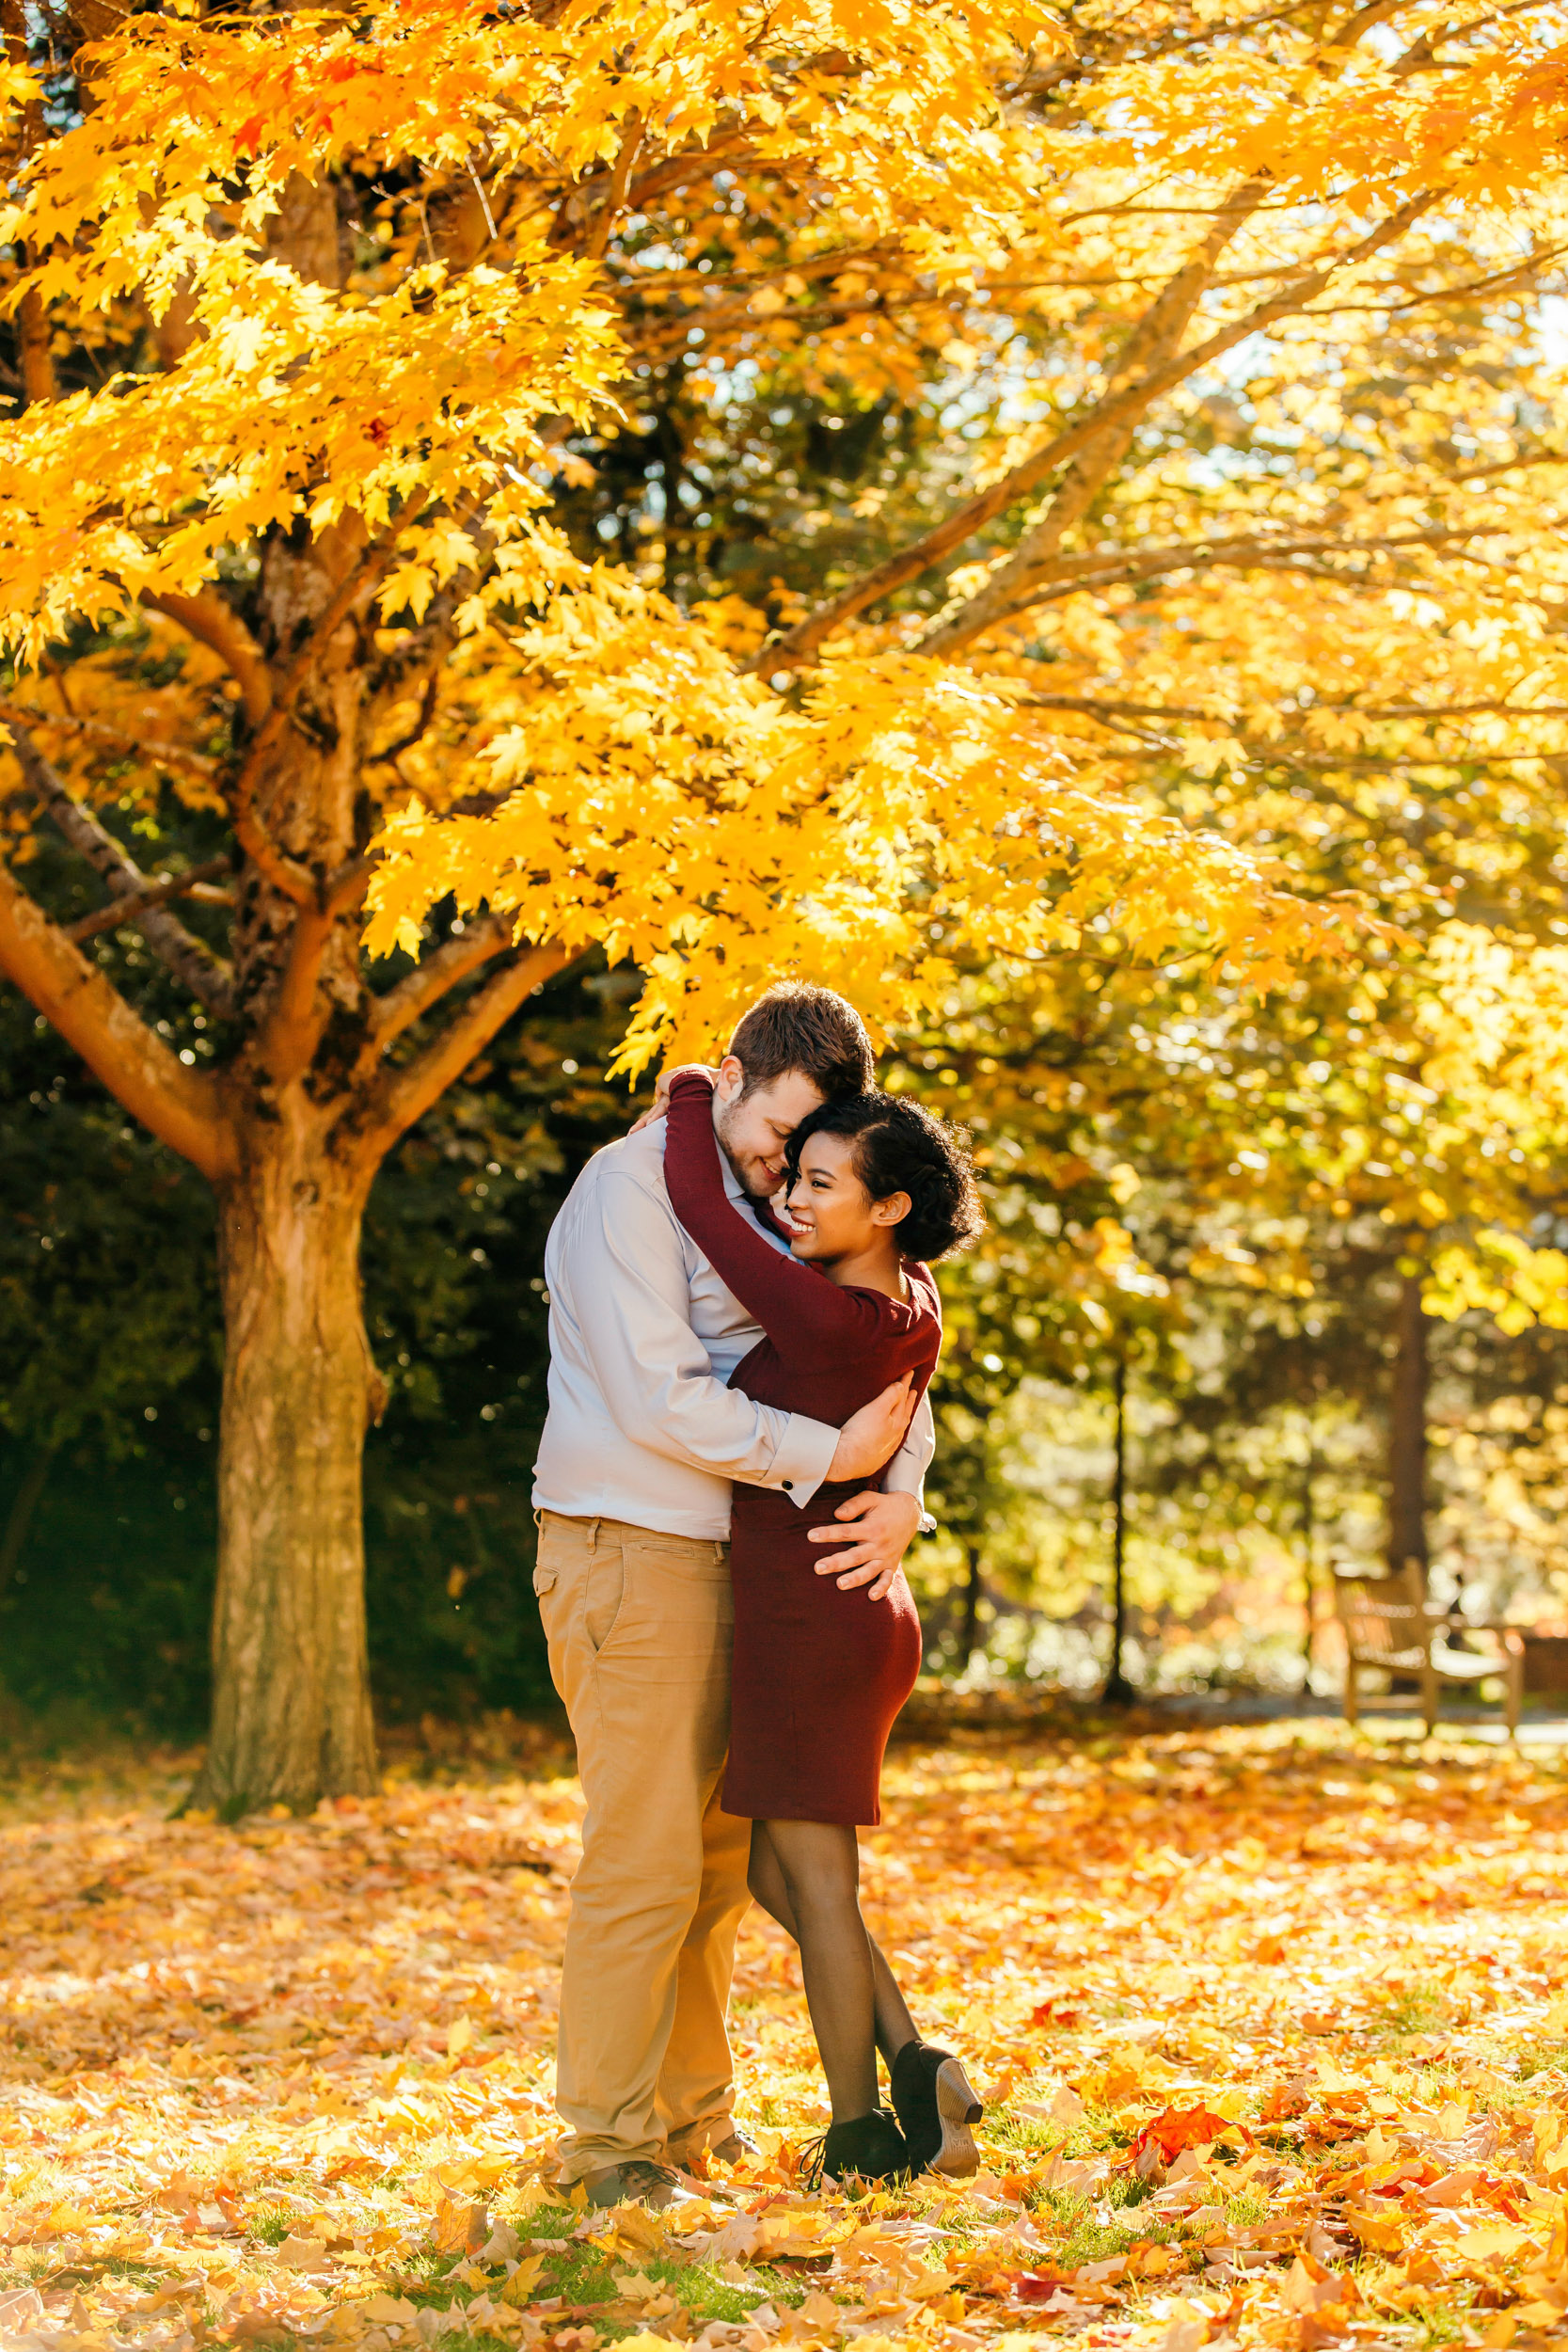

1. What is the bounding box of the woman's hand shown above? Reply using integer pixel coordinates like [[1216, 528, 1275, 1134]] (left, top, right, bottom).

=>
[[626, 1062, 721, 1136]]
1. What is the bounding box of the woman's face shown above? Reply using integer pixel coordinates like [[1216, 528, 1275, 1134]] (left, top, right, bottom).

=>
[[775, 1132, 909, 1262]]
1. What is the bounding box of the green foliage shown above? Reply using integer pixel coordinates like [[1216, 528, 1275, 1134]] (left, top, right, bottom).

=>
[[0, 812, 648, 1733]]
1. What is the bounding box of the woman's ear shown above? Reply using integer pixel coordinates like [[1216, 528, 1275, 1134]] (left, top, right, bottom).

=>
[[871, 1191, 911, 1229]]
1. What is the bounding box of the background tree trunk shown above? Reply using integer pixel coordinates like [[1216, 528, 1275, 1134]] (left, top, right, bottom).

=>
[[1103, 1350, 1134, 1704], [1387, 1268, 1429, 1587], [194, 1116, 383, 1814], [960, 1539, 983, 1665], [0, 1444, 56, 1597]]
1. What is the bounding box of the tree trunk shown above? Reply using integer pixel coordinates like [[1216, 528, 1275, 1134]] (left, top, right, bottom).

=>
[[1387, 1268, 1429, 1587], [193, 1117, 383, 1814], [1103, 1351, 1134, 1704], [0, 1444, 56, 1597], [960, 1540, 983, 1664], [1301, 1454, 1316, 1692]]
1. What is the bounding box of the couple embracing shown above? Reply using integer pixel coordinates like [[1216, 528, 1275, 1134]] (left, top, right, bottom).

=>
[[531, 984, 984, 2205]]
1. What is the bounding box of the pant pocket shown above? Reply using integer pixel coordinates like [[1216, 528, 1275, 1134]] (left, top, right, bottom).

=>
[[582, 1540, 626, 1655], [598, 1541, 731, 1686]]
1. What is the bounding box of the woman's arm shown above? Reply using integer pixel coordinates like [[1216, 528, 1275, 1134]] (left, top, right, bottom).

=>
[[662, 1072, 886, 1360]]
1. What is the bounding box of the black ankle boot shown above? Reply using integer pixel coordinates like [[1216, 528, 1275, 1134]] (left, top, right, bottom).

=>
[[803, 2107, 911, 2189], [890, 2042, 983, 2176]]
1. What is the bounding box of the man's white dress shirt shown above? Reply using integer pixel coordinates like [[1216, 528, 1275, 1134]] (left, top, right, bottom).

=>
[[532, 1115, 935, 1539]]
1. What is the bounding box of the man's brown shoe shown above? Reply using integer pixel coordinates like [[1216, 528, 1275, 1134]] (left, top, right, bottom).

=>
[[706, 2130, 758, 2165], [582, 2159, 690, 2210]]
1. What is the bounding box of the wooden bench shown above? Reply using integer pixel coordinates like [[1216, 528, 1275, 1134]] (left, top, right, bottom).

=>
[[1334, 1564, 1525, 1739]]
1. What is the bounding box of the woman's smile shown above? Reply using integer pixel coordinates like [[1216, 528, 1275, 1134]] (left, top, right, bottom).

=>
[[771, 1189, 811, 1242]]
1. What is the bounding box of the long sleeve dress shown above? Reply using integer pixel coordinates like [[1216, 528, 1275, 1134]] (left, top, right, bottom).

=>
[[662, 1073, 942, 1825]]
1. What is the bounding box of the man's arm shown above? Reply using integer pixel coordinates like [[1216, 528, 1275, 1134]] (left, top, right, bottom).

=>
[[570, 1171, 914, 1501], [884, 1390, 936, 1501], [575, 1169, 835, 1499]]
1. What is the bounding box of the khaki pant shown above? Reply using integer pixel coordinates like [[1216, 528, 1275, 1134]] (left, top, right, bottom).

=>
[[533, 1510, 752, 2182]]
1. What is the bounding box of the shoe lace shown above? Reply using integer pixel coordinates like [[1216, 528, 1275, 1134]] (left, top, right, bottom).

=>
[[798, 2130, 830, 2192]]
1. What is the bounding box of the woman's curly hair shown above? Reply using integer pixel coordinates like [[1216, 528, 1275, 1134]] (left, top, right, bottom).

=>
[[784, 1090, 984, 1263]]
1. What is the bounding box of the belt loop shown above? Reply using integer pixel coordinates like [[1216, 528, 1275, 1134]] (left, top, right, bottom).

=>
[[587, 1518, 598, 1553]]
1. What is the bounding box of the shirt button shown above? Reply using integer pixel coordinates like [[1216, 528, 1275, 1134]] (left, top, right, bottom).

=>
[[782, 1479, 794, 1490]]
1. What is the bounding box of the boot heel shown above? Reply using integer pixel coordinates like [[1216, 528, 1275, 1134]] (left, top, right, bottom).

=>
[[932, 2058, 983, 2176]]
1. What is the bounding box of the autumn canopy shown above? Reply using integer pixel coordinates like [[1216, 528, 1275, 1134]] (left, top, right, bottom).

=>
[[3, 0, 1568, 1804]]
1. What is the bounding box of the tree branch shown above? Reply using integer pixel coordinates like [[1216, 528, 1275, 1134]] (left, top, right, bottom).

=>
[[0, 696, 221, 786], [360, 942, 576, 1154], [363, 913, 518, 1054], [918, 180, 1270, 658], [757, 189, 1444, 672], [584, 116, 642, 262], [250, 903, 340, 1085], [365, 674, 438, 767], [225, 714, 317, 906], [66, 857, 233, 944], [16, 288, 55, 405], [1022, 691, 1568, 727], [992, 520, 1482, 612], [0, 858, 233, 1181], [144, 592, 274, 729], [157, 546, 392, 908], [7, 722, 237, 1017]]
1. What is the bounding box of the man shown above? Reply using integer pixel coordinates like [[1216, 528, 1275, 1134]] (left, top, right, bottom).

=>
[[531, 983, 931, 2206]]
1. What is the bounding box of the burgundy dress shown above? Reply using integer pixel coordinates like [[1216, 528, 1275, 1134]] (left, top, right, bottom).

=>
[[663, 1074, 941, 1826]]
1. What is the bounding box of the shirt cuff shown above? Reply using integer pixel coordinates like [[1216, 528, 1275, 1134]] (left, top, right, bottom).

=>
[[768, 1412, 839, 1508]]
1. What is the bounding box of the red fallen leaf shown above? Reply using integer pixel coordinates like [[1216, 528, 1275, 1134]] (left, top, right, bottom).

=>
[[1030, 1998, 1084, 2028], [1131, 2104, 1252, 2167], [770, 2254, 834, 2274], [1014, 2269, 1071, 2301]]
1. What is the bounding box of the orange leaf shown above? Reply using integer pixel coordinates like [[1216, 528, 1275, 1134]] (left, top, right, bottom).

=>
[[1132, 2106, 1249, 2167]]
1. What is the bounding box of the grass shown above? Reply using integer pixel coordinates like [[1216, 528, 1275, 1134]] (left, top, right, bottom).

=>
[[247, 2209, 295, 2247], [1499, 2038, 1568, 2081], [1372, 1987, 1460, 2038], [986, 2097, 1140, 2163], [411, 2211, 804, 2336], [97, 2259, 168, 2288]]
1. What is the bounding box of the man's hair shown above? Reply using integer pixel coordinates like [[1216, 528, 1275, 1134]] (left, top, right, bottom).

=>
[[727, 982, 874, 1102]]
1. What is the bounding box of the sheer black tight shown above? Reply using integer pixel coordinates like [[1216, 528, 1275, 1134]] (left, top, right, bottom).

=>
[[748, 1820, 919, 2125]]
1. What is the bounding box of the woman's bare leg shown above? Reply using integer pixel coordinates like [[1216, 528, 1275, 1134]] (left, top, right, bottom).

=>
[[748, 1820, 918, 2118]]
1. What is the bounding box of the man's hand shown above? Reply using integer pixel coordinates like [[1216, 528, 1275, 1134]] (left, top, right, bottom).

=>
[[826, 1374, 914, 1483], [809, 1489, 922, 1601], [626, 1062, 721, 1136]]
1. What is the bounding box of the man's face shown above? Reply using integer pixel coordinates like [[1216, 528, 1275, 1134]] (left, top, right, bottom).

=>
[[711, 1056, 825, 1200]]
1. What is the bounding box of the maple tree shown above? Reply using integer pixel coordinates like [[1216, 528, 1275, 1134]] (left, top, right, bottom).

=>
[[6, 0, 1568, 1808]]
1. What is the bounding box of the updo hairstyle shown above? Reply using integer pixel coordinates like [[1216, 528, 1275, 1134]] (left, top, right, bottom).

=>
[[783, 1091, 984, 1263]]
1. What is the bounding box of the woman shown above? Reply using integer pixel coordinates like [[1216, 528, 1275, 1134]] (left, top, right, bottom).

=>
[[661, 1070, 985, 2187]]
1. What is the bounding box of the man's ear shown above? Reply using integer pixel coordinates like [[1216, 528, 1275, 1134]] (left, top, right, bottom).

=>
[[716, 1055, 746, 1104]]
